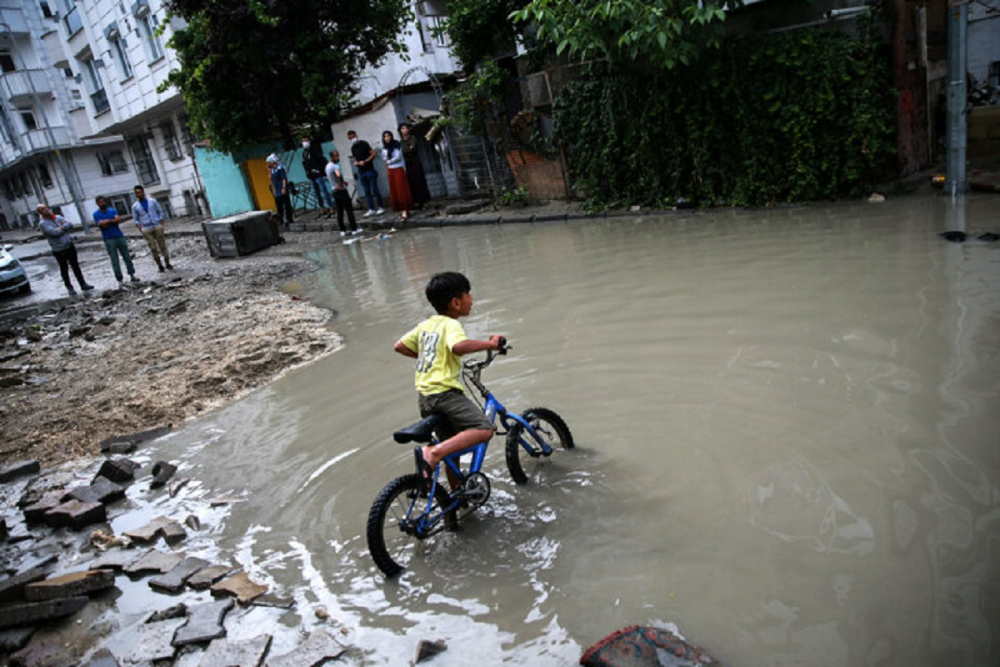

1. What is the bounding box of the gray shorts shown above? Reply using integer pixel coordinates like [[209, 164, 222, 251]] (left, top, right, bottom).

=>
[[418, 389, 494, 439]]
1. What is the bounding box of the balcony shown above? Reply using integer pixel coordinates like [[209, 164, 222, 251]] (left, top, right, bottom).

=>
[[0, 70, 53, 103], [13, 125, 72, 155]]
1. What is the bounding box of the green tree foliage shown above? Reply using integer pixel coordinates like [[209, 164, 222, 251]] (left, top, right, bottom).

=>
[[553, 29, 896, 207], [163, 0, 410, 152], [442, 0, 528, 70], [512, 0, 740, 69]]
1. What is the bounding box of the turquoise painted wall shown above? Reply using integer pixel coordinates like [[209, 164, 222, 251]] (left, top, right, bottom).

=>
[[195, 147, 254, 218], [196, 141, 341, 219]]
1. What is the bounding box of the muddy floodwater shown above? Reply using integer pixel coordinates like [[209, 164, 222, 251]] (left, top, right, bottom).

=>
[[133, 193, 999, 666]]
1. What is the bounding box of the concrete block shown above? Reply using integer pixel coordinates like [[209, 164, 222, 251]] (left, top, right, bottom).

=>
[[63, 477, 125, 505], [265, 629, 346, 667], [172, 598, 234, 647], [160, 521, 187, 545], [124, 516, 174, 542], [187, 564, 236, 590], [123, 550, 183, 576], [150, 461, 177, 488], [43, 499, 107, 530], [128, 618, 184, 663], [22, 490, 65, 524], [89, 548, 140, 572], [0, 596, 88, 629], [24, 569, 116, 601], [0, 460, 40, 483], [210, 571, 268, 604], [149, 557, 209, 593], [0, 563, 53, 603], [198, 634, 272, 667], [96, 458, 138, 484]]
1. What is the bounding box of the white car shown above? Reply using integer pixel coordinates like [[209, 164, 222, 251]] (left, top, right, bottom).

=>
[[0, 243, 31, 296]]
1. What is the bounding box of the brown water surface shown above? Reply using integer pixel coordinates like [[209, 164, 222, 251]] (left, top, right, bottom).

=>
[[141, 193, 999, 666]]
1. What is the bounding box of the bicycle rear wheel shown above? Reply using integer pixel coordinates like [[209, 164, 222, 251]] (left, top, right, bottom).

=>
[[366, 474, 457, 577], [505, 407, 575, 485]]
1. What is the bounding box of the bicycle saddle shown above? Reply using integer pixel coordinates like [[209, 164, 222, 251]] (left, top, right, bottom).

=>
[[393, 414, 447, 444]]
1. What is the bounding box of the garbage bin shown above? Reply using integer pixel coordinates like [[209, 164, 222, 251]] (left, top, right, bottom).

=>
[[202, 211, 281, 258]]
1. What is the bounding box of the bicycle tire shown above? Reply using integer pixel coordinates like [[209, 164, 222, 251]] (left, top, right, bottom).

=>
[[505, 407, 575, 485], [366, 474, 457, 577]]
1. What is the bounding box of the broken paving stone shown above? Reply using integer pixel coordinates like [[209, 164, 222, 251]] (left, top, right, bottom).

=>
[[129, 618, 185, 663], [22, 490, 66, 524], [24, 569, 116, 601], [0, 595, 88, 629], [172, 598, 234, 647], [147, 603, 187, 622], [150, 461, 177, 488], [198, 633, 271, 667], [43, 499, 107, 530], [161, 521, 187, 546], [265, 628, 347, 667], [210, 571, 268, 604], [187, 564, 236, 590], [184, 515, 201, 531], [0, 459, 40, 483], [0, 561, 56, 603], [123, 516, 177, 543], [79, 647, 121, 667], [149, 557, 209, 593], [96, 458, 139, 484], [63, 477, 125, 505], [414, 639, 448, 664], [169, 476, 190, 497], [123, 550, 184, 576], [251, 593, 294, 610], [89, 549, 139, 572]]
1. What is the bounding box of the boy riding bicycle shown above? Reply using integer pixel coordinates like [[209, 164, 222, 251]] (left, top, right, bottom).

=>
[[394, 272, 504, 485]]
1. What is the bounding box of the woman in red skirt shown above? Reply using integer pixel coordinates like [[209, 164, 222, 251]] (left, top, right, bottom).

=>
[[382, 130, 414, 221]]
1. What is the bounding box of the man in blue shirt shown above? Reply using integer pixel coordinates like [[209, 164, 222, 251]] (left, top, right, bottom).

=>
[[93, 196, 138, 286], [267, 154, 294, 228], [131, 185, 172, 272]]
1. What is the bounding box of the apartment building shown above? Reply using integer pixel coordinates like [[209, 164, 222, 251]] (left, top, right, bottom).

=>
[[0, 0, 204, 231]]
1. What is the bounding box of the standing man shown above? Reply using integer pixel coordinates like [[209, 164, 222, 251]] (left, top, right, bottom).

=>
[[302, 136, 334, 217], [347, 130, 385, 218], [325, 149, 361, 236], [267, 154, 294, 228], [93, 196, 138, 286], [132, 185, 172, 272], [36, 204, 94, 295]]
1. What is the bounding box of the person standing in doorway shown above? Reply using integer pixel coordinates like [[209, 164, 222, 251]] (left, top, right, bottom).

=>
[[93, 195, 138, 286], [36, 204, 94, 295], [267, 154, 294, 229], [302, 136, 334, 217], [132, 185, 172, 272], [347, 130, 385, 218], [399, 123, 431, 210], [325, 149, 361, 237], [382, 130, 413, 222]]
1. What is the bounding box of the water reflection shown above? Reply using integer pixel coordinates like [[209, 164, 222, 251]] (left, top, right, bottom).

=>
[[141, 193, 998, 666]]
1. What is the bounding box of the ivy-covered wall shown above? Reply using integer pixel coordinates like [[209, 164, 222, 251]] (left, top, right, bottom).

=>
[[553, 29, 897, 208]]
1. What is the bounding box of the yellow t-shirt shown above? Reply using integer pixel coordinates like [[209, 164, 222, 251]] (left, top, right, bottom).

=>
[[399, 315, 468, 396]]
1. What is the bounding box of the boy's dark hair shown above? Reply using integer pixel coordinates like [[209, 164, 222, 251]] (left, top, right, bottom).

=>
[[425, 272, 471, 314]]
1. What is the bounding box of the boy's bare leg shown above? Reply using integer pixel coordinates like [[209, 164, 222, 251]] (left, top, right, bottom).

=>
[[421, 428, 493, 469]]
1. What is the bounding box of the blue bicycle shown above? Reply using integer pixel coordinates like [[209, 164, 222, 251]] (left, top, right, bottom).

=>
[[366, 339, 575, 577]]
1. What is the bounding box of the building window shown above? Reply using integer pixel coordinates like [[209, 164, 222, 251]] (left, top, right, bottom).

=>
[[61, 1, 83, 36], [160, 121, 182, 160], [80, 55, 110, 115], [429, 16, 448, 47], [19, 110, 37, 131], [0, 52, 15, 73], [137, 11, 165, 62], [41, 2, 56, 19], [38, 163, 53, 188], [109, 193, 133, 212], [111, 36, 133, 79], [97, 150, 129, 175], [127, 134, 160, 185]]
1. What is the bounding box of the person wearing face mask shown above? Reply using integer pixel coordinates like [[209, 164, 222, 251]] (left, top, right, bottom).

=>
[[301, 136, 334, 217], [92, 195, 138, 286]]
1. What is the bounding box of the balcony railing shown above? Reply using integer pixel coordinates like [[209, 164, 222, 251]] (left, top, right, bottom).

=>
[[0, 70, 52, 103], [91, 88, 109, 114], [18, 126, 72, 153]]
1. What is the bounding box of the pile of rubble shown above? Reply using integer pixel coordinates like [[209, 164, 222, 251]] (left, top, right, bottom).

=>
[[0, 435, 355, 666]]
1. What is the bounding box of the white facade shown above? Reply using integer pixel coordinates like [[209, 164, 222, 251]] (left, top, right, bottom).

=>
[[0, 0, 205, 230]]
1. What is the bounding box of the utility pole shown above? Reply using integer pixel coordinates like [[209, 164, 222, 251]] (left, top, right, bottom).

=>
[[945, 1, 968, 196]]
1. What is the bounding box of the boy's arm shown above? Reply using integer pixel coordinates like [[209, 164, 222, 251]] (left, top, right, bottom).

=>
[[394, 339, 418, 358], [452, 335, 503, 356]]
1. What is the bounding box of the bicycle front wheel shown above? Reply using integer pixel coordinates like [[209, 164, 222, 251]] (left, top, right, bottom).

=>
[[505, 407, 575, 485], [366, 474, 457, 577]]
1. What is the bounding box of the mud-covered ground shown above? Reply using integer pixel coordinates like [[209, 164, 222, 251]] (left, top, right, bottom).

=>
[[0, 232, 340, 469]]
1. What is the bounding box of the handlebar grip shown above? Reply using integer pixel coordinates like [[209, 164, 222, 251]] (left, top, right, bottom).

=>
[[497, 336, 508, 355]]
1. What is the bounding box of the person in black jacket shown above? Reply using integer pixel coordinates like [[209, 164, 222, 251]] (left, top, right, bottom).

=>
[[302, 136, 335, 217]]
